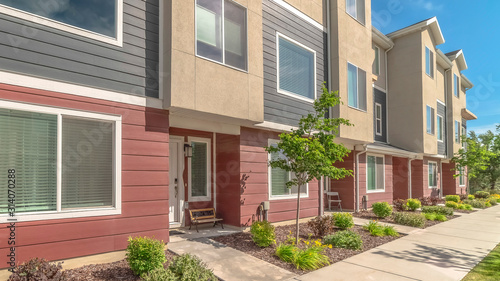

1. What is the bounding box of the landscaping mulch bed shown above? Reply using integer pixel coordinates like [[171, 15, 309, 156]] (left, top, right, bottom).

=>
[[352, 210, 459, 228], [64, 251, 177, 281], [212, 222, 402, 275], [454, 209, 477, 214]]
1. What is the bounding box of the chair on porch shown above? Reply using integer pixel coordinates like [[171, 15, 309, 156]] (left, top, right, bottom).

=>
[[326, 192, 342, 212]]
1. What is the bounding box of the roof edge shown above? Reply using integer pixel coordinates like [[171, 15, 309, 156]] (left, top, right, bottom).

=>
[[372, 26, 394, 49], [386, 17, 445, 45]]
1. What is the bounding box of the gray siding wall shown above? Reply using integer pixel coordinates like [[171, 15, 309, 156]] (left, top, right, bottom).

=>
[[373, 88, 387, 143], [262, 0, 327, 127], [437, 102, 446, 155], [0, 0, 159, 98]]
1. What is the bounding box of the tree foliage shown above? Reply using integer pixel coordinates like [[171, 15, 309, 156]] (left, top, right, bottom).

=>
[[265, 83, 353, 243]]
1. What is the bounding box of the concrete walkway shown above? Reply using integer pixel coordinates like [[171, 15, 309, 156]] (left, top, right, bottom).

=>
[[290, 205, 500, 281]]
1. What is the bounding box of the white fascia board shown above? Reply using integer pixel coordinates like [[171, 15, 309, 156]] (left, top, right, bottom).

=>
[[366, 144, 419, 158], [387, 16, 444, 46], [272, 0, 326, 32], [372, 27, 394, 50], [436, 49, 453, 68], [461, 74, 474, 89]]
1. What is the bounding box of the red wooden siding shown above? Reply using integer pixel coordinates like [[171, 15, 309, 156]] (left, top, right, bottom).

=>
[[359, 155, 394, 208], [393, 157, 409, 200], [330, 152, 355, 211], [411, 160, 424, 198], [0, 83, 169, 268], [442, 162, 465, 195]]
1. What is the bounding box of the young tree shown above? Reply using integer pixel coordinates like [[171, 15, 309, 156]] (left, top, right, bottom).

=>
[[265, 84, 353, 244]]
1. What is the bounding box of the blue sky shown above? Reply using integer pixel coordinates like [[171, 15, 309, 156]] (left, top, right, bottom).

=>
[[372, 0, 500, 135]]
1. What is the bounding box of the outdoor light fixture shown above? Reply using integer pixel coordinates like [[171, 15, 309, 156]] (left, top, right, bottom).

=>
[[184, 143, 193, 158]]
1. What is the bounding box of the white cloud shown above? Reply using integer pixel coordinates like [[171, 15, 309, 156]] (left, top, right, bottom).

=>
[[411, 0, 444, 12], [468, 123, 499, 135]]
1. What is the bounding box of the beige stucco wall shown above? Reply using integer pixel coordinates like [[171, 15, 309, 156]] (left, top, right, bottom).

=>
[[387, 32, 423, 152], [447, 63, 468, 155], [284, 0, 325, 25], [373, 42, 387, 90], [421, 29, 439, 155], [163, 0, 264, 123], [329, 0, 373, 143]]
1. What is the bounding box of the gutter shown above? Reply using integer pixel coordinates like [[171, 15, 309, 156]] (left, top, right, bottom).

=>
[[408, 157, 416, 198], [444, 68, 451, 158], [355, 144, 368, 212], [385, 44, 394, 144]]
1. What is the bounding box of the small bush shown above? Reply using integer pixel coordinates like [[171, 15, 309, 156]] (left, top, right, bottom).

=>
[[424, 213, 436, 221], [363, 221, 385, 236], [468, 194, 475, 200], [445, 195, 460, 203], [406, 198, 422, 211], [418, 196, 443, 206], [372, 202, 393, 218], [485, 201, 492, 207], [421, 206, 454, 216], [307, 215, 334, 237], [250, 220, 276, 247], [126, 236, 166, 277], [323, 230, 362, 250], [468, 200, 487, 209], [142, 268, 177, 281], [445, 201, 459, 209], [393, 212, 426, 228], [7, 258, 66, 281], [168, 254, 217, 281], [294, 247, 330, 270], [488, 198, 498, 206], [392, 199, 408, 211], [475, 191, 490, 199], [332, 213, 354, 230], [383, 225, 400, 237], [434, 214, 447, 222], [457, 204, 473, 211], [276, 244, 297, 263]]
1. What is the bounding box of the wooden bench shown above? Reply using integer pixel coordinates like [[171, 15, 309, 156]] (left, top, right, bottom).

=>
[[188, 208, 224, 233]]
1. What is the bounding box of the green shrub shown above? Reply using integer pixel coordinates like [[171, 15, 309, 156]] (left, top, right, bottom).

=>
[[435, 214, 447, 222], [7, 258, 66, 281], [332, 213, 354, 230], [392, 199, 408, 211], [445, 201, 459, 209], [485, 201, 492, 207], [142, 268, 177, 281], [126, 236, 166, 277], [475, 191, 490, 199], [468, 194, 475, 200], [372, 202, 393, 218], [383, 225, 400, 237], [406, 198, 422, 211], [250, 220, 275, 247], [168, 254, 217, 281], [323, 230, 362, 250], [363, 220, 385, 236], [457, 204, 473, 211], [294, 247, 330, 270], [488, 198, 498, 206], [469, 200, 487, 209], [424, 213, 436, 221], [276, 244, 297, 263], [307, 215, 334, 237], [421, 206, 454, 216], [445, 195, 460, 203], [393, 212, 426, 228]]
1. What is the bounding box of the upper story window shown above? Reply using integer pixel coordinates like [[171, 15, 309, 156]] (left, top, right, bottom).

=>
[[437, 114, 443, 141], [428, 161, 437, 188], [425, 47, 434, 78], [277, 33, 316, 102], [454, 74, 460, 98], [461, 126, 466, 148], [373, 46, 380, 75], [426, 105, 435, 135], [196, 0, 248, 71], [0, 0, 122, 46], [375, 103, 382, 136], [348, 63, 367, 111], [367, 155, 384, 192], [346, 0, 365, 25], [455, 120, 460, 143]]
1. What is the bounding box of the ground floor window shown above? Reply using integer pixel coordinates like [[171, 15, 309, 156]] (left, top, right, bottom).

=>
[[459, 167, 465, 186], [0, 102, 121, 222], [367, 155, 384, 192], [188, 137, 211, 202], [428, 161, 437, 188]]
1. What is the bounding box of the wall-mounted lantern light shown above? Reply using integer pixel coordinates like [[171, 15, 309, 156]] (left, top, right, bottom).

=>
[[184, 143, 193, 158]]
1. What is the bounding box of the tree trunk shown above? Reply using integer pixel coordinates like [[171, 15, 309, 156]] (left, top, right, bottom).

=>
[[295, 184, 301, 245]]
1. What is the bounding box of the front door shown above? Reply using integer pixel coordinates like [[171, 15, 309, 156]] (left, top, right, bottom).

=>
[[169, 138, 184, 227]]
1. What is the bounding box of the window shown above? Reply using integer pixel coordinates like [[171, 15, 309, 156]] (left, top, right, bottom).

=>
[[426, 105, 435, 135], [375, 103, 382, 136], [0, 102, 121, 223], [268, 140, 308, 199], [188, 137, 211, 202], [454, 74, 460, 98], [428, 162, 437, 188], [455, 120, 460, 143], [0, 0, 122, 46], [277, 34, 316, 101], [437, 115, 443, 141], [196, 0, 248, 70], [373, 46, 380, 75], [425, 47, 434, 78], [459, 167, 465, 186], [462, 126, 466, 148], [346, 0, 365, 25], [367, 155, 384, 192], [348, 63, 367, 110]]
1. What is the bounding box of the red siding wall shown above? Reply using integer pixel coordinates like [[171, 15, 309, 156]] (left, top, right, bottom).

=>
[[0, 84, 169, 267], [393, 157, 409, 200], [359, 155, 394, 208], [442, 162, 465, 195], [411, 160, 424, 198], [330, 152, 355, 211]]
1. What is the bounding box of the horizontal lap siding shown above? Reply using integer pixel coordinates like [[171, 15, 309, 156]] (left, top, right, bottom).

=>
[[411, 160, 424, 198], [393, 157, 409, 200], [262, 0, 326, 127], [437, 102, 446, 155], [330, 152, 355, 211], [360, 155, 393, 207], [0, 84, 169, 267], [0, 0, 159, 97], [442, 162, 460, 195], [374, 89, 387, 143]]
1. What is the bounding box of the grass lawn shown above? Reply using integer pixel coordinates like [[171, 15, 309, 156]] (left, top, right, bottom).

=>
[[462, 244, 500, 281]]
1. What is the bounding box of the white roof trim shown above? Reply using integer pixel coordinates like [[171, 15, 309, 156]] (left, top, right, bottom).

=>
[[366, 143, 419, 158], [387, 17, 445, 46], [272, 0, 326, 32], [447, 50, 468, 71], [436, 49, 453, 68], [461, 74, 474, 89], [372, 27, 394, 49]]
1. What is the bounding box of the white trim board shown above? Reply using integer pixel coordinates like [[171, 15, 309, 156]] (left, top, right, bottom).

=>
[[272, 0, 326, 32]]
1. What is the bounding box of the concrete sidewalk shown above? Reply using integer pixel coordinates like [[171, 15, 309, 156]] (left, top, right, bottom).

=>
[[290, 205, 500, 281]]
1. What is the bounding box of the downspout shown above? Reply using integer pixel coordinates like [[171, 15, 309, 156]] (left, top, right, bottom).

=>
[[408, 157, 415, 198], [444, 68, 451, 158], [213, 132, 217, 212], [384, 45, 394, 144], [439, 161, 443, 198], [355, 144, 368, 212]]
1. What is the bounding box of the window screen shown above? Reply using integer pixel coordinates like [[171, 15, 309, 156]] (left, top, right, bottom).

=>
[[191, 141, 208, 197]]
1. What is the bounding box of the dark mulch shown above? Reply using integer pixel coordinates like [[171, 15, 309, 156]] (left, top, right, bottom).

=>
[[64, 251, 177, 281], [212, 222, 402, 275], [352, 210, 459, 228]]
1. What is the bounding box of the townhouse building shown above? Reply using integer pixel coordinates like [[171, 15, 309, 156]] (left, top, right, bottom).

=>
[[0, 0, 476, 270]]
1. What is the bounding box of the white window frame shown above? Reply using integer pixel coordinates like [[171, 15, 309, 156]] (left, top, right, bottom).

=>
[[454, 74, 460, 98], [375, 103, 382, 136], [428, 161, 438, 188], [194, 0, 249, 72], [347, 62, 367, 112], [461, 126, 466, 147], [366, 154, 385, 193], [455, 120, 460, 143], [188, 137, 212, 202], [276, 32, 317, 103], [425, 46, 434, 78], [0, 100, 122, 223], [268, 139, 309, 200], [0, 1, 123, 47], [373, 46, 380, 76], [437, 114, 443, 142], [426, 105, 435, 135], [345, 0, 365, 25], [459, 167, 466, 187]]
